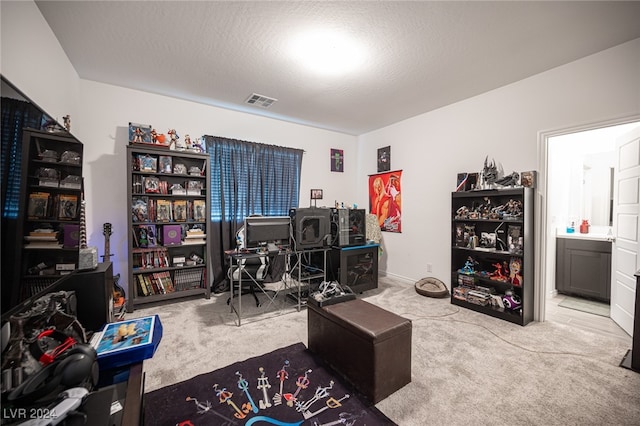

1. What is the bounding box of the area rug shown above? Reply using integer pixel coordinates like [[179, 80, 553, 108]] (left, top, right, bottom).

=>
[[558, 296, 610, 317], [144, 342, 396, 425]]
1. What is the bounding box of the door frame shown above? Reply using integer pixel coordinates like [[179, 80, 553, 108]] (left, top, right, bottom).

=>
[[535, 114, 640, 322]]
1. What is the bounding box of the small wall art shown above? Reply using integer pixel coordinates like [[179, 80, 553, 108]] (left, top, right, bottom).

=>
[[377, 146, 390, 172], [331, 149, 344, 172]]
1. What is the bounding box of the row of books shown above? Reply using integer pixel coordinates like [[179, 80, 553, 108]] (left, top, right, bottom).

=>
[[132, 196, 206, 223], [28, 192, 78, 220], [136, 271, 175, 296], [136, 268, 205, 297], [133, 248, 170, 269]]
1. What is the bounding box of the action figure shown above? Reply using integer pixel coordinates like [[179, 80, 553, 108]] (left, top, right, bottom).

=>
[[133, 127, 144, 143], [488, 262, 509, 282], [459, 257, 477, 275], [168, 128, 183, 150], [509, 257, 523, 286]]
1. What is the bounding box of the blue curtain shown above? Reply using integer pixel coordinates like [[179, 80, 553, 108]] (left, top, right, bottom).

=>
[[1, 96, 45, 311], [1, 97, 44, 219], [203, 136, 303, 289]]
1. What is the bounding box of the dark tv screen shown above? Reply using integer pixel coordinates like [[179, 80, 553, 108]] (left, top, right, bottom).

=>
[[244, 216, 291, 248]]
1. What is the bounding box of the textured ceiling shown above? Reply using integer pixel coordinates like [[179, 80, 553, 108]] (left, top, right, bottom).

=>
[[35, 1, 640, 135]]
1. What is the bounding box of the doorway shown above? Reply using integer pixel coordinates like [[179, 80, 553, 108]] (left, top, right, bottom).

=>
[[538, 118, 640, 337]]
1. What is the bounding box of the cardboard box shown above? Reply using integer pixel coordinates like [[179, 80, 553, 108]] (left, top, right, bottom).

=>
[[91, 315, 162, 371]]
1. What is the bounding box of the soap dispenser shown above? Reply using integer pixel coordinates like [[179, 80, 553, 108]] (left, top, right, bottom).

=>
[[566, 221, 575, 233], [580, 219, 590, 234]]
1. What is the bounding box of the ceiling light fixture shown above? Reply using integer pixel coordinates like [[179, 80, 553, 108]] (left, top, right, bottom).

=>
[[290, 29, 365, 76]]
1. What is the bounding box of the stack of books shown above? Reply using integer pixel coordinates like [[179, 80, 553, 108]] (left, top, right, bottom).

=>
[[24, 229, 62, 249], [183, 229, 206, 245]]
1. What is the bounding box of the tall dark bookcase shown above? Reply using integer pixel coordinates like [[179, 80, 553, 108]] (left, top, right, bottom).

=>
[[126, 144, 211, 312], [6, 129, 84, 307], [451, 187, 534, 326]]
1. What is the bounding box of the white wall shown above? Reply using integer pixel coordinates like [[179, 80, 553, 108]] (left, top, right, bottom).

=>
[[358, 38, 640, 286], [0, 1, 79, 124]]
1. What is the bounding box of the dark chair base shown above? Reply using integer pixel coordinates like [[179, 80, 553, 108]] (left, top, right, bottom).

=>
[[227, 285, 261, 307]]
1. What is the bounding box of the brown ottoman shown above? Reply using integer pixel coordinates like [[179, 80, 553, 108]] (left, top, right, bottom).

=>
[[307, 299, 412, 403]]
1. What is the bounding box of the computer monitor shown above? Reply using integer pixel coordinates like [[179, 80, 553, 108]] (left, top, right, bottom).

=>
[[243, 216, 291, 249]]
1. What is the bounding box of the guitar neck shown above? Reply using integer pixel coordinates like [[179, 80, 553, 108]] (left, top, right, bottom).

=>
[[103, 223, 113, 260]]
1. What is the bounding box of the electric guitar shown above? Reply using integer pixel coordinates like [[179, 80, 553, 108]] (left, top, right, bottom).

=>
[[103, 223, 126, 308]]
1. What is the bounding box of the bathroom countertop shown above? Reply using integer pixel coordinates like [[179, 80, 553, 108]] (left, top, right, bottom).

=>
[[556, 227, 613, 242]]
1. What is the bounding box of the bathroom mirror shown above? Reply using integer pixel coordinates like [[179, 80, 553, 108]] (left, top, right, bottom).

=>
[[581, 152, 614, 227]]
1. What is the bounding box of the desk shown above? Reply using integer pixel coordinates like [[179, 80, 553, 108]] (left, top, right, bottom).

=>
[[111, 362, 145, 425], [227, 247, 329, 326], [287, 247, 330, 307], [79, 362, 145, 425]]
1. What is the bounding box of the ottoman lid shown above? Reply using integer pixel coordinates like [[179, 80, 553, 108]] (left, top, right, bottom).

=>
[[320, 299, 411, 343]]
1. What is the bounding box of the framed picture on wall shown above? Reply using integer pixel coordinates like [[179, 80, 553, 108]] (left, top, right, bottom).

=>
[[377, 146, 390, 172], [311, 189, 323, 200], [331, 149, 344, 172]]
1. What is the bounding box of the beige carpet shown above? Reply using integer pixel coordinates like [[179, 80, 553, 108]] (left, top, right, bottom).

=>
[[129, 276, 640, 426]]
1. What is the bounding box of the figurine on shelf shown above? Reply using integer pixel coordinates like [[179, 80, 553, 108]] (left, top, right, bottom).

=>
[[63, 115, 71, 132], [184, 134, 192, 150], [455, 206, 469, 219], [169, 128, 184, 150], [495, 199, 523, 219], [191, 136, 205, 153], [509, 257, 523, 287], [479, 197, 492, 219], [43, 118, 63, 133], [480, 156, 500, 189], [459, 257, 477, 275], [505, 199, 523, 217], [465, 225, 476, 249], [488, 262, 509, 282], [502, 289, 522, 311], [134, 127, 146, 143], [479, 232, 496, 249], [495, 171, 519, 187]]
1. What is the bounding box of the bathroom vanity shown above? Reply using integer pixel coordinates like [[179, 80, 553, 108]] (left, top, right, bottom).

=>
[[556, 230, 612, 302]]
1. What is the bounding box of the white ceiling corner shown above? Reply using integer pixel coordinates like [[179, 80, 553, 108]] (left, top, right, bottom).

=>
[[34, 1, 640, 136]]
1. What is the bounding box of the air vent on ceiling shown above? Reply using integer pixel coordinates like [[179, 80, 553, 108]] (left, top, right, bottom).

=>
[[245, 93, 278, 108]]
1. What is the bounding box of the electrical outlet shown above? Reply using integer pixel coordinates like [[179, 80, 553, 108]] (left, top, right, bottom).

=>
[[426, 263, 432, 273]]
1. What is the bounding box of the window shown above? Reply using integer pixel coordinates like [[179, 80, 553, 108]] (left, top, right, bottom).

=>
[[205, 136, 303, 222]]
